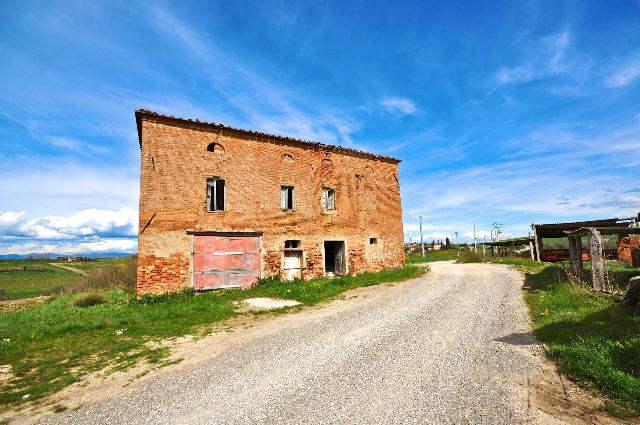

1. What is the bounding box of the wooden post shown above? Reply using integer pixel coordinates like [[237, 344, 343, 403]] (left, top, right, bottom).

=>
[[588, 228, 604, 291], [534, 227, 543, 262], [529, 240, 535, 260], [568, 236, 584, 280]]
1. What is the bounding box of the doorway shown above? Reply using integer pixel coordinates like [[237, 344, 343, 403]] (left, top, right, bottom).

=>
[[324, 241, 346, 276]]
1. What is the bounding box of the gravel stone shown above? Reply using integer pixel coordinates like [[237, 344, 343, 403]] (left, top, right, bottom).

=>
[[38, 262, 549, 424]]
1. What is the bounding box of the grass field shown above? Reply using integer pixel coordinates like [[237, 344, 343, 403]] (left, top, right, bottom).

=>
[[0, 265, 425, 408], [405, 249, 461, 263], [494, 258, 640, 418], [0, 258, 130, 299]]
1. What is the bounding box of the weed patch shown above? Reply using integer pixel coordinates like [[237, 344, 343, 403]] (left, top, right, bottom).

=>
[[456, 250, 483, 263], [72, 293, 107, 308], [406, 249, 460, 263], [509, 260, 640, 418]]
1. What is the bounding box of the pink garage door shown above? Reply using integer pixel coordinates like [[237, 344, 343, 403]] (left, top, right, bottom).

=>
[[193, 235, 261, 290]]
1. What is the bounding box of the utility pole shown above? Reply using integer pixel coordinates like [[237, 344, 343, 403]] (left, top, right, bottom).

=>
[[454, 231, 459, 257], [419, 216, 425, 258], [473, 219, 477, 253], [492, 222, 503, 241]]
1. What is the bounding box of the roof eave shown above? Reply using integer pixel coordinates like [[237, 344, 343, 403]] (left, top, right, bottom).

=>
[[134, 108, 401, 164]]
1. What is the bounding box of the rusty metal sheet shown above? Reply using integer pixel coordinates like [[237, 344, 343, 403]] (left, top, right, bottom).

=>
[[193, 235, 260, 290]]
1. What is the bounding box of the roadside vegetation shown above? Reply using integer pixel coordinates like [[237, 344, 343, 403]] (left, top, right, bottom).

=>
[[0, 261, 424, 408], [494, 257, 640, 418], [405, 249, 461, 263]]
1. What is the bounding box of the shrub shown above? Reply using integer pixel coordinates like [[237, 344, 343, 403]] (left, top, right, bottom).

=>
[[456, 250, 483, 263], [135, 288, 196, 305], [42, 286, 65, 297], [73, 293, 106, 308], [0, 288, 8, 301], [67, 257, 137, 293]]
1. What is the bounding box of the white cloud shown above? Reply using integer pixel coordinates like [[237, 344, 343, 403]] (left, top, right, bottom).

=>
[[495, 31, 576, 86], [149, 6, 365, 151], [49, 136, 109, 154], [2, 238, 137, 255], [0, 160, 139, 217], [401, 122, 640, 242], [381, 97, 417, 114], [605, 61, 640, 88], [462, 230, 497, 241], [0, 207, 137, 240]]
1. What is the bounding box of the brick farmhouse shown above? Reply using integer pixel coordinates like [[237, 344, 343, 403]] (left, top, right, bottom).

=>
[[135, 109, 405, 294]]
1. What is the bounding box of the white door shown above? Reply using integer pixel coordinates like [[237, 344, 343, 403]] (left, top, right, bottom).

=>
[[283, 251, 302, 281]]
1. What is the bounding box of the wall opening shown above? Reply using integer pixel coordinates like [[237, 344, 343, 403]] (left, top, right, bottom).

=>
[[281, 186, 294, 210], [206, 142, 225, 154], [324, 241, 345, 276], [285, 240, 300, 249], [370, 237, 378, 244], [207, 178, 225, 211]]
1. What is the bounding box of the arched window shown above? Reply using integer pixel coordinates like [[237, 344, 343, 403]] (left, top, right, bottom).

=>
[[206, 143, 225, 154], [282, 153, 294, 163]]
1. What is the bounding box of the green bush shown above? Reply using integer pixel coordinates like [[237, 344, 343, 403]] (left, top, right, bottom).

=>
[[67, 257, 137, 294], [456, 250, 483, 263]]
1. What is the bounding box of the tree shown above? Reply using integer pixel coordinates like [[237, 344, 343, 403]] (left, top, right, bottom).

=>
[[445, 237, 451, 248]]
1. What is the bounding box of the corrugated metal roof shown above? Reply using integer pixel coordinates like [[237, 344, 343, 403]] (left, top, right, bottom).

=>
[[532, 218, 635, 238], [135, 109, 401, 164]]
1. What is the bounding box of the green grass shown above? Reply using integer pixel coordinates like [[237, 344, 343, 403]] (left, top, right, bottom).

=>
[[501, 259, 640, 418], [62, 258, 130, 271], [0, 258, 134, 299], [0, 266, 424, 408], [0, 261, 78, 299], [405, 249, 461, 263]]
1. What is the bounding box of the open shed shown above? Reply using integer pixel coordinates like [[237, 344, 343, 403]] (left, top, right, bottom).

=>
[[531, 217, 636, 262]]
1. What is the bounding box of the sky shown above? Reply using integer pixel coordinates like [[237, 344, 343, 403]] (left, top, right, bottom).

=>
[[1, 0, 640, 255]]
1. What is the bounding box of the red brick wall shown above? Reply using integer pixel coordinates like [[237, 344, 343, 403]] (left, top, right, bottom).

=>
[[618, 235, 640, 263], [137, 116, 405, 294]]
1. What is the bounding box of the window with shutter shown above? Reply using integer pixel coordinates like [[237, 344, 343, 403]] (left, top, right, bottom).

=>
[[322, 188, 335, 210], [281, 186, 294, 210], [207, 178, 225, 211]]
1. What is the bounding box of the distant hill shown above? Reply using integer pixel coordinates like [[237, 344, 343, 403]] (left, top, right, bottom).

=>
[[0, 252, 135, 260]]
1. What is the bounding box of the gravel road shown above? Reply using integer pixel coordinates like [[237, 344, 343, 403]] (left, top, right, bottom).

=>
[[39, 262, 554, 424]]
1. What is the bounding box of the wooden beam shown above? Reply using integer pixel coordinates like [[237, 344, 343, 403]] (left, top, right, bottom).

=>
[[534, 227, 543, 262], [565, 226, 640, 236], [588, 228, 605, 291], [529, 240, 535, 260], [568, 236, 584, 280]]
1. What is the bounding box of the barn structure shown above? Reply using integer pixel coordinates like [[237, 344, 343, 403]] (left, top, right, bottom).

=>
[[135, 109, 405, 295], [531, 217, 637, 262]]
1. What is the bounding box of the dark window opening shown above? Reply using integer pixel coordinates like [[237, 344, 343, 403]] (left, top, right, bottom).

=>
[[207, 178, 225, 211], [285, 240, 300, 249], [281, 186, 294, 210], [322, 188, 335, 210], [370, 238, 378, 244], [206, 142, 225, 153]]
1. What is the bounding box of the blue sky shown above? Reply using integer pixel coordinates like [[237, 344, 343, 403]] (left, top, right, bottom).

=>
[[1, 0, 640, 254]]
